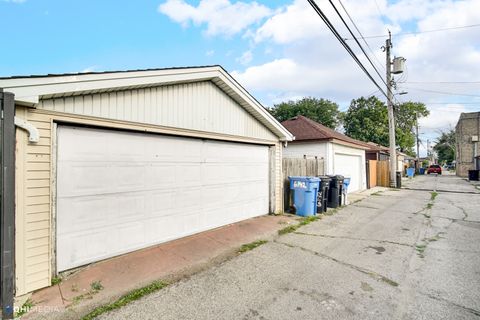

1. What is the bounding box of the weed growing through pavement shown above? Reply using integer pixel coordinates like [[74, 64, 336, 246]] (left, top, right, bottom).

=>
[[81, 281, 168, 320], [51, 276, 62, 285], [278, 215, 320, 235], [238, 240, 268, 253]]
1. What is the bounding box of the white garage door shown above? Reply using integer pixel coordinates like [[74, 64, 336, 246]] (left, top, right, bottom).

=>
[[56, 126, 269, 271], [333, 153, 362, 193]]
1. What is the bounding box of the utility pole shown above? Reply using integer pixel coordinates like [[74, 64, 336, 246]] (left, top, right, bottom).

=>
[[385, 31, 397, 187]]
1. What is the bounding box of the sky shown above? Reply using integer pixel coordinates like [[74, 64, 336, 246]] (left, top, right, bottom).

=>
[[1, 0, 479, 156]]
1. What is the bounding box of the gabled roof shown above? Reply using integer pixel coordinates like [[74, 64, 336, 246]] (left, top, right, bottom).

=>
[[281, 115, 369, 149], [0, 65, 294, 141]]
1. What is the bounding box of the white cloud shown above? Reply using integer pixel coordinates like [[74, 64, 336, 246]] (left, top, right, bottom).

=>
[[81, 66, 98, 73], [205, 50, 215, 57], [2, 0, 26, 3], [158, 0, 272, 36], [236, 50, 253, 65]]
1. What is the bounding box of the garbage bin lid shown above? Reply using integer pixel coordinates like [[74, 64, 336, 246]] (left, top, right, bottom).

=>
[[288, 176, 320, 182]]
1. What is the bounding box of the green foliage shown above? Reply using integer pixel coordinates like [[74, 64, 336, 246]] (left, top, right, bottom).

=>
[[238, 240, 268, 253], [342, 97, 429, 155], [343, 96, 389, 146], [268, 97, 341, 129], [82, 281, 168, 320], [433, 130, 455, 164], [51, 276, 62, 285], [395, 102, 429, 155]]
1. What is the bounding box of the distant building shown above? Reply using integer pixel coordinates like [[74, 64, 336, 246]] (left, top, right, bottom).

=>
[[455, 112, 480, 177]]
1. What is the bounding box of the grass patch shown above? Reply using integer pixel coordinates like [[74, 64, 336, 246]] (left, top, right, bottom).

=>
[[371, 191, 383, 196], [238, 240, 268, 253], [14, 298, 34, 318], [91, 281, 104, 292], [51, 276, 62, 285], [278, 225, 298, 235], [430, 192, 438, 201], [81, 281, 168, 320], [278, 215, 320, 235], [426, 203, 433, 210]]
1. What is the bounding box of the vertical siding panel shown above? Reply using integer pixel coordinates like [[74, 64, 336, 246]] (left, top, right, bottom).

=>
[[153, 87, 159, 123], [124, 91, 132, 120], [109, 92, 117, 120], [73, 96, 84, 115], [41, 99, 53, 111], [117, 91, 124, 120], [100, 93, 109, 118], [92, 94, 101, 117], [131, 90, 138, 122], [64, 97, 74, 114], [145, 88, 152, 124], [84, 95, 93, 115]]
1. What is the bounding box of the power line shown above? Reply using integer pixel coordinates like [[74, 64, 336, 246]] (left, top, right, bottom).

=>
[[306, 0, 391, 103], [424, 102, 480, 105], [404, 81, 480, 84], [344, 23, 480, 40], [327, 0, 388, 90], [402, 87, 480, 97], [337, 0, 386, 73]]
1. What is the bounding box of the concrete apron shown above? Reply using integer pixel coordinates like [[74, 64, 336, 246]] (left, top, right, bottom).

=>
[[22, 214, 298, 320]]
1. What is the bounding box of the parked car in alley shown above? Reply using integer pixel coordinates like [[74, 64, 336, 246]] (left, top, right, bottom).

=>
[[427, 164, 442, 175]]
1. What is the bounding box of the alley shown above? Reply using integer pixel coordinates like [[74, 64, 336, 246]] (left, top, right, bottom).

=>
[[98, 175, 480, 320]]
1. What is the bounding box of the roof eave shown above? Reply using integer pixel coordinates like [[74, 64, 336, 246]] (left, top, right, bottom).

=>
[[0, 66, 294, 141]]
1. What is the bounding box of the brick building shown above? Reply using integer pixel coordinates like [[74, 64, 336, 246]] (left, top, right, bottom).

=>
[[455, 112, 480, 177]]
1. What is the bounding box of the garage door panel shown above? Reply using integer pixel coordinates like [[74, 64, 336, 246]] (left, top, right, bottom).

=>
[[56, 126, 269, 271], [333, 153, 362, 193]]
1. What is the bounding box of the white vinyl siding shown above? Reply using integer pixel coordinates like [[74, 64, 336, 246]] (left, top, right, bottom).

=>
[[37, 81, 277, 141]]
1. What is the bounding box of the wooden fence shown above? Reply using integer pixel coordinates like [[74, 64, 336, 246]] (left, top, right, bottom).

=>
[[282, 157, 325, 212], [376, 160, 390, 187]]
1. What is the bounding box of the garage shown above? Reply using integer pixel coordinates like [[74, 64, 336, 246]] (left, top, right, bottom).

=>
[[281, 115, 368, 193], [1, 66, 293, 295], [333, 153, 363, 193], [56, 126, 269, 271]]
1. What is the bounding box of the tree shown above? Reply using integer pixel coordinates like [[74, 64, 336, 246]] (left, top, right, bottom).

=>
[[394, 101, 429, 156], [342, 96, 390, 146], [268, 97, 340, 129], [433, 130, 455, 164], [342, 97, 429, 156]]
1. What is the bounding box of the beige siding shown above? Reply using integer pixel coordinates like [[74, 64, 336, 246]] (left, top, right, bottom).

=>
[[15, 107, 52, 295], [37, 81, 277, 141], [275, 142, 283, 213]]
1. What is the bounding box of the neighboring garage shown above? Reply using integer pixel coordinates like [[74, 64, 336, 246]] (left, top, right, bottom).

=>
[[281, 115, 368, 193], [0, 66, 293, 296]]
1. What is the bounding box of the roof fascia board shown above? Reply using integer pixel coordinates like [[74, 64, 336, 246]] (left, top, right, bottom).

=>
[[215, 70, 294, 141], [0, 66, 293, 141], [0, 68, 219, 106]]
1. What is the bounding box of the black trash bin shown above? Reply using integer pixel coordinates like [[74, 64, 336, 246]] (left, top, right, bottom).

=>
[[327, 175, 344, 208], [317, 176, 331, 213], [468, 170, 480, 181], [396, 171, 402, 188]]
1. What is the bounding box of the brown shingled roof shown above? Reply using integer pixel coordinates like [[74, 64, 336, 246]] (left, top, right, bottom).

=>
[[281, 115, 370, 149]]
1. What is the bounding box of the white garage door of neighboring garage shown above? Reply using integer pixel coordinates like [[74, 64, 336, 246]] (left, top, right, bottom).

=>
[[56, 126, 269, 271], [333, 153, 362, 193]]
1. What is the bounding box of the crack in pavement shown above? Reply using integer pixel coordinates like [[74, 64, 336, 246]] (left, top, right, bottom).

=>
[[401, 187, 480, 195], [351, 204, 382, 210], [292, 231, 414, 248], [421, 292, 480, 317], [273, 240, 399, 288]]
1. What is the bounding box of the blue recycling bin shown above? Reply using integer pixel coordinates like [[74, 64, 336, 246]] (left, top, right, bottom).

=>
[[342, 177, 351, 205], [289, 176, 320, 216], [406, 168, 415, 177], [419, 167, 425, 175]]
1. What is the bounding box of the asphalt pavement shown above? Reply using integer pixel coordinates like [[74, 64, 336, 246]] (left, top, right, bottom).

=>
[[98, 174, 480, 320]]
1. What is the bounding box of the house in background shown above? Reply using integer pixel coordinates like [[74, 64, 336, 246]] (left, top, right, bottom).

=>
[[0, 66, 293, 297], [456, 111, 480, 177], [281, 115, 368, 193]]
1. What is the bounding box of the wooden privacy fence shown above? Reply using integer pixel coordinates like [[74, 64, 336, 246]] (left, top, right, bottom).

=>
[[282, 157, 325, 212], [368, 160, 378, 188], [376, 160, 390, 187]]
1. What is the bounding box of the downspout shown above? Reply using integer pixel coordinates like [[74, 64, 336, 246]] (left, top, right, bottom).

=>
[[14, 117, 39, 143]]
